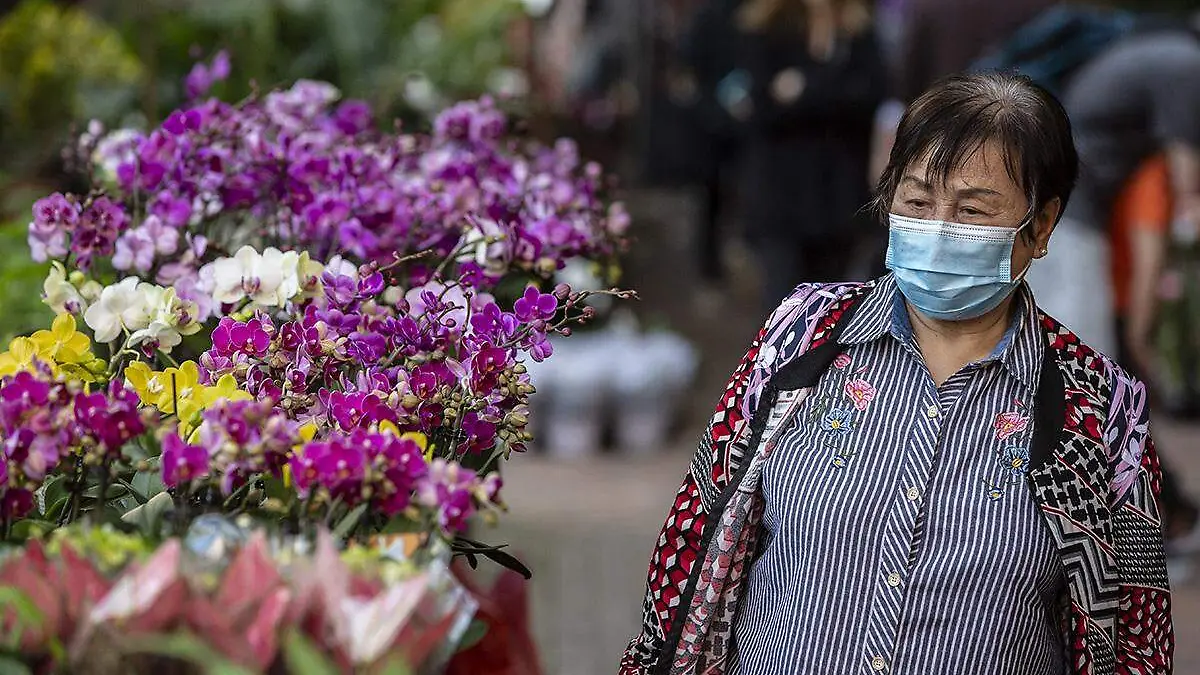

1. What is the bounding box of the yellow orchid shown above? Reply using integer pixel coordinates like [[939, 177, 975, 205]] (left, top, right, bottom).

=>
[[29, 314, 92, 365], [160, 361, 201, 415], [0, 337, 55, 377], [378, 420, 432, 461], [174, 372, 249, 435], [298, 422, 319, 442], [196, 373, 254, 408], [124, 361, 171, 409], [126, 361, 228, 439]]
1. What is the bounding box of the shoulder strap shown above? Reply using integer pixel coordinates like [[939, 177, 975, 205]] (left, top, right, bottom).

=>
[[770, 287, 872, 392], [1030, 346, 1066, 472]]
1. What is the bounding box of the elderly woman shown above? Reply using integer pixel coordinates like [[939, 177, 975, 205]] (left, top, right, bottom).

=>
[[620, 73, 1173, 675]]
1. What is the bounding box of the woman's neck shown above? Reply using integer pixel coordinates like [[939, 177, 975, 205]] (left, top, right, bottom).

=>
[[906, 296, 1017, 386]]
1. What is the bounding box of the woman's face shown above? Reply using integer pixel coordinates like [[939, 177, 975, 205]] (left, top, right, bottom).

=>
[[889, 140, 1060, 279]]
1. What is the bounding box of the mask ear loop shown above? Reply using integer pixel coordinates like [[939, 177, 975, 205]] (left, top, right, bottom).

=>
[[1010, 207, 1040, 283]]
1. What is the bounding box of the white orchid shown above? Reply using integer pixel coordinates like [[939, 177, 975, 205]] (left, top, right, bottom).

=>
[[278, 249, 325, 304], [42, 262, 87, 315], [202, 245, 325, 310], [458, 217, 510, 274], [207, 246, 285, 306], [82, 278, 201, 351], [322, 255, 359, 281], [83, 277, 149, 343], [128, 286, 202, 351]]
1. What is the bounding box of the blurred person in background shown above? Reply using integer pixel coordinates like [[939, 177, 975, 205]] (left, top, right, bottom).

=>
[[673, 0, 744, 294], [894, 0, 1054, 103], [1024, 17, 1200, 360], [620, 72, 1172, 675], [721, 0, 885, 312], [1107, 155, 1200, 562]]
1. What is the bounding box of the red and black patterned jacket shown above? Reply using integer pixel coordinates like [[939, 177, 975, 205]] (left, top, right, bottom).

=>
[[620, 281, 1173, 675]]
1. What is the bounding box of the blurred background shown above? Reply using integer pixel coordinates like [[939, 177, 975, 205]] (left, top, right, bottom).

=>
[[1, 0, 1199, 672]]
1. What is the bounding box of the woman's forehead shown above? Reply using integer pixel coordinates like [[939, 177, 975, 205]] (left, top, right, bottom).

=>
[[904, 140, 1022, 194]]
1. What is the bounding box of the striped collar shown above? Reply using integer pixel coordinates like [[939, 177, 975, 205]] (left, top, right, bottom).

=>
[[837, 275, 1044, 393]]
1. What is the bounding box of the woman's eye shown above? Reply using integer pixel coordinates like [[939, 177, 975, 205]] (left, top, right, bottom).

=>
[[905, 199, 928, 209], [961, 207, 984, 216]]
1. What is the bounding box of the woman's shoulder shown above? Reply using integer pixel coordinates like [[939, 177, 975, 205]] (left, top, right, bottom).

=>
[[1035, 307, 1142, 399], [774, 281, 871, 309], [763, 281, 873, 334]]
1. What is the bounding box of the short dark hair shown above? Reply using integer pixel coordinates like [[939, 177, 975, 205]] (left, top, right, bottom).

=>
[[873, 72, 1078, 232]]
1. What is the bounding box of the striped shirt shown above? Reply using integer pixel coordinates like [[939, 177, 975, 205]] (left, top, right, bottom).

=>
[[731, 275, 1066, 675]]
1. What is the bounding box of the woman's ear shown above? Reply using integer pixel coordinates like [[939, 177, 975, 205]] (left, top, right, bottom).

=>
[[1031, 197, 1061, 252]]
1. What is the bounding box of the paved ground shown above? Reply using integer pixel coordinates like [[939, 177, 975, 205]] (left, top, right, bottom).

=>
[[488, 188, 1200, 674]]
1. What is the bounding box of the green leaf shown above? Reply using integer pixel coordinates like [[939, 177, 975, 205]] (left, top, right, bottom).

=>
[[35, 474, 67, 518], [332, 502, 368, 540], [120, 491, 174, 535], [6, 519, 55, 542], [130, 471, 165, 502], [378, 657, 415, 675], [455, 618, 488, 653], [42, 495, 70, 523], [0, 587, 43, 649], [281, 630, 340, 675], [262, 475, 292, 502], [120, 633, 255, 675], [83, 484, 128, 500], [453, 537, 531, 578], [476, 546, 531, 579], [0, 656, 32, 675]]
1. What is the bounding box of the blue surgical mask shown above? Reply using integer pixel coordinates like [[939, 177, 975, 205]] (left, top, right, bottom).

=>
[[885, 213, 1033, 321]]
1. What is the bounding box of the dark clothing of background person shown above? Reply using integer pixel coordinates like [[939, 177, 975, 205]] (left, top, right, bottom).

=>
[[733, 25, 886, 309], [677, 0, 744, 283], [896, 0, 1055, 101]]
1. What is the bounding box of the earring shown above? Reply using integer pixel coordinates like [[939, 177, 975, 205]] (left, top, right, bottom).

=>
[[1039, 247, 1049, 257]]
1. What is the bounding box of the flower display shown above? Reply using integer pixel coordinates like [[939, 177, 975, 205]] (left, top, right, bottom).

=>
[[0, 526, 477, 672], [0, 61, 633, 671]]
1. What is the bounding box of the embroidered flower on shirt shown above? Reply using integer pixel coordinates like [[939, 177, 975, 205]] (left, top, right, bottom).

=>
[[831, 450, 855, 469], [1001, 445, 1031, 477], [833, 353, 852, 370], [983, 479, 1006, 501], [821, 407, 855, 434], [843, 379, 876, 411], [993, 409, 1030, 441]]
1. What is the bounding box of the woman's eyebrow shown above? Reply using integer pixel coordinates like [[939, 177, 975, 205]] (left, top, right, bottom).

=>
[[957, 186, 1003, 200], [901, 175, 932, 190]]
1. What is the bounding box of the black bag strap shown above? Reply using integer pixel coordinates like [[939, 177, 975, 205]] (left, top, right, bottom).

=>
[[1030, 341, 1066, 473], [770, 288, 872, 393]]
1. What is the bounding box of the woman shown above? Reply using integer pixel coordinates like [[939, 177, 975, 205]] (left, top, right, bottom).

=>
[[723, 0, 885, 309], [620, 73, 1172, 674]]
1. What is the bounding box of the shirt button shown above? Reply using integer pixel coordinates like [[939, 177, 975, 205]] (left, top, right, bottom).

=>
[[906, 486, 921, 502], [886, 572, 902, 587], [926, 404, 940, 419], [872, 656, 888, 671]]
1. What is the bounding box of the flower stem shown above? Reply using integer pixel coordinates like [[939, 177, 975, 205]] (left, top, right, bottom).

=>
[[95, 463, 111, 524]]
